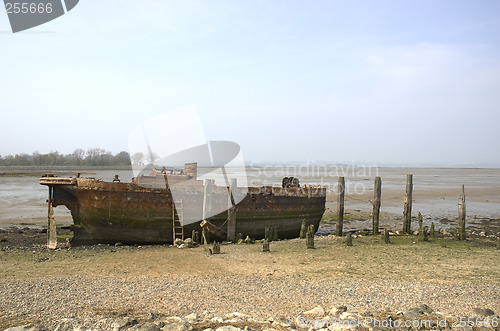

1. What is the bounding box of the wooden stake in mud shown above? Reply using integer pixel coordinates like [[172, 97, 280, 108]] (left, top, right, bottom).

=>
[[403, 174, 413, 234], [192, 230, 200, 244], [430, 222, 435, 237], [300, 220, 307, 239], [458, 185, 466, 240], [212, 242, 221, 254], [418, 211, 423, 236], [384, 229, 390, 244], [262, 239, 270, 252], [306, 224, 315, 249], [372, 177, 382, 235], [346, 232, 353, 246], [422, 226, 429, 242], [336, 177, 345, 237], [47, 186, 57, 250]]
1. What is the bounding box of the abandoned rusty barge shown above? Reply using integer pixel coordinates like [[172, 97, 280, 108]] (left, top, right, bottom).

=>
[[40, 163, 326, 246]]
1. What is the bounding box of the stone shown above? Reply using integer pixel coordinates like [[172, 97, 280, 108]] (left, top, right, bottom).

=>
[[112, 317, 138, 331], [329, 306, 347, 316], [162, 322, 193, 331], [163, 317, 183, 323], [73, 327, 91, 331], [339, 312, 357, 320], [129, 322, 161, 331], [184, 313, 197, 322], [4, 325, 49, 331], [273, 317, 294, 328], [302, 306, 325, 316], [472, 308, 495, 317], [229, 312, 249, 319], [184, 238, 194, 248], [215, 326, 241, 331], [418, 304, 433, 314], [211, 316, 224, 323], [54, 322, 73, 331]]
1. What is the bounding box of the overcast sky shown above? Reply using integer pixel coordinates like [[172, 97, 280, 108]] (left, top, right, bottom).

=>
[[1, 0, 499, 166]]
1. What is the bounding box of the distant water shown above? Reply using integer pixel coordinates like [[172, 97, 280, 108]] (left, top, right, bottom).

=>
[[0, 167, 499, 229]]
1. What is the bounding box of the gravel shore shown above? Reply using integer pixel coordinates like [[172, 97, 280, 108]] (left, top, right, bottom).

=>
[[1, 272, 499, 329], [1, 230, 499, 330]]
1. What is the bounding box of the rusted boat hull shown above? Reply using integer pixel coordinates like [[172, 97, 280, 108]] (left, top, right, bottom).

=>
[[42, 176, 326, 245]]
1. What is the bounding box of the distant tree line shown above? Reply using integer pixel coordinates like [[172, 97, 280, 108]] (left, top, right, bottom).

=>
[[0, 149, 131, 167]]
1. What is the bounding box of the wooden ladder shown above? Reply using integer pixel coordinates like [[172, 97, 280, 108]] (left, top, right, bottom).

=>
[[172, 199, 184, 242]]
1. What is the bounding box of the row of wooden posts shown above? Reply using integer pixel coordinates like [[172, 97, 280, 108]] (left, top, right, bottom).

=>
[[335, 174, 468, 239], [203, 174, 475, 253]]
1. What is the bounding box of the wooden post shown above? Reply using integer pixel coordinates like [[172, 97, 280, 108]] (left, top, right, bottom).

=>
[[458, 185, 466, 240], [47, 187, 57, 250], [384, 229, 390, 244], [306, 224, 315, 249], [422, 226, 429, 242], [336, 177, 345, 236], [226, 178, 237, 242], [403, 174, 413, 234], [265, 226, 272, 242], [372, 177, 382, 235], [346, 232, 353, 246], [430, 222, 435, 237], [201, 227, 210, 245], [192, 230, 200, 244], [262, 239, 270, 252], [418, 211, 423, 236], [300, 220, 307, 239], [212, 242, 220, 254]]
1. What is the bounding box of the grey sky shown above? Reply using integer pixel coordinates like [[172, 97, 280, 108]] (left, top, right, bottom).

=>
[[1, 1, 499, 166]]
